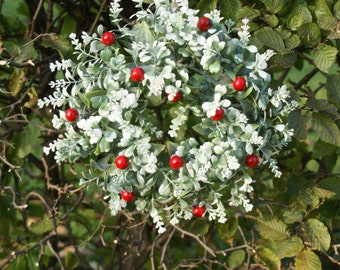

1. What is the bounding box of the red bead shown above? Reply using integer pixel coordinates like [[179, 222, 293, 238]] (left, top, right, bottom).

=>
[[197, 17, 212, 32], [245, 154, 259, 168], [169, 91, 183, 102], [121, 190, 135, 202], [233, 77, 247, 91], [130, 67, 145, 82], [211, 107, 225, 121], [101, 31, 116, 46], [169, 155, 184, 170], [115, 155, 129, 170], [65, 108, 79, 122], [192, 205, 206, 217]]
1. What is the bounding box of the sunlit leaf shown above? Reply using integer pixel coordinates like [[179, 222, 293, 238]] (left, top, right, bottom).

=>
[[313, 44, 338, 73], [282, 210, 303, 224], [256, 216, 289, 241], [276, 237, 304, 259], [295, 250, 322, 270], [312, 112, 340, 147], [305, 218, 331, 252], [256, 245, 281, 270], [220, 0, 241, 21], [227, 249, 245, 268], [317, 176, 340, 200]]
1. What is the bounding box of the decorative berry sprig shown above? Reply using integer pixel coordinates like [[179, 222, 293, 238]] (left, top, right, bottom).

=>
[[39, 0, 297, 233]]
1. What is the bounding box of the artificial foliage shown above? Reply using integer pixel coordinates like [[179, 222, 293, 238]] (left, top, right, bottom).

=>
[[38, 0, 297, 233]]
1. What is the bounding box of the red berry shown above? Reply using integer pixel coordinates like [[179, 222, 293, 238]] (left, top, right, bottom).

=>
[[193, 205, 206, 217], [168, 91, 183, 102], [121, 190, 135, 202], [233, 77, 247, 91], [197, 17, 212, 32], [65, 108, 79, 122], [245, 154, 259, 168], [169, 155, 184, 170], [115, 155, 129, 170], [130, 67, 145, 82], [101, 31, 116, 46], [211, 107, 225, 121]]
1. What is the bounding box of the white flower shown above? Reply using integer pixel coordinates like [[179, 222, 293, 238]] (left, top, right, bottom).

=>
[[202, 87, 231, 117]]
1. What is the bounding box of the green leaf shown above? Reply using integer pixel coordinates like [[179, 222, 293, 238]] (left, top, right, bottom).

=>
[[188, 219, 210, 236], [313, 187, 335, 200], [295, 250, 322, 270], [28, 214, 53, 235], [298, 23, 321, 48], [299, 187, 320, 207], [42, 34, 73, 59], [312, 112, 340, 147], [282, 210, 303, 224], [326, 74, 340, 105], [317, 15, 337, 30], [254, 27, 285, 51], [256, 216, 289, 241], [306, 98, 340, 118], [334, 0, 340, 20], [227, 249, 245, 269], [9, 68, 25, 96], [196, 0, 218, 15], [305, 218, 331, 252], [3, 40, 21, 56], [216, 215, 238, 240], [64, 251, 80, 269], [312, 140, 337, 159], [134, 21, 155, 45], [315, 0, 333, 20], [220, 0, 241, 21], [276, 237, 304, 259], [288, 110, 307, 140], [317, 176, 340, 200], [236, 6, 261, 20], [256, 245, 281, 270], [313, 45, 338, 73], [261, 0, 286, 13], [8, 255, 27, 270], [286, 6, 312, 31]]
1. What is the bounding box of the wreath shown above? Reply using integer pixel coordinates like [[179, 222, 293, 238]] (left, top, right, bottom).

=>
[[38, 0, 297, 233]]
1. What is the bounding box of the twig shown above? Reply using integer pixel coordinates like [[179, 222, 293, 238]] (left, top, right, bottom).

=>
[[172, 225, 216, 257], [47, 240, 65, 270], [89, 0, 108, 35]]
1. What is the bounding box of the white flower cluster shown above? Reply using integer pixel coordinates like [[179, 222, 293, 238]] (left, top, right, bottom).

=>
[[39, 0, 297, 233]]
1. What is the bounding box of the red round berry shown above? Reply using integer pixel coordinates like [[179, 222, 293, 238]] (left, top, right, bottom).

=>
[[169, 155, 184, 170], [65, 108, 79, 122], [130, 67, 145, 82], [233, 77, 247, 91], [115, 155, 129, 170], [245, 154, 259, 168], [101, 31, 116, 46], [121, 190, 135, 202], [193, 205, 206, 217], [210, 107, 225, 121], [168, 91, 183, 102], [197, 17, 212, 32]]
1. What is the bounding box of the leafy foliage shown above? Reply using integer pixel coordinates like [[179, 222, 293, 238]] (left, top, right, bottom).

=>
[[0, 0, 340, 269]]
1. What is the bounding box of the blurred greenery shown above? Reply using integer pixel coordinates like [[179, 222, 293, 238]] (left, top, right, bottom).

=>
[[1, 0, 340, 269]]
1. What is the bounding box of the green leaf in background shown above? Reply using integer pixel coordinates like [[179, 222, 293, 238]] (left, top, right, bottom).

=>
[[219, 0, 241, 21], [313, 187, 335, 200], [315, 0, 333, 21], [276, 237, 304, 259], [312, 112, 340, 147], [312, 140, 337, 159], [256, 245, 281, 270], [42, 34, 73, 59], [64, 251, 80, 269], [317, 176, 340, 200], [3, 40, 21, 56], [299, 187, 320, 207], [236, 6, 261, 20], [333, 0, 340, 20], [8, 68, 25, 96], [298, 23, 321, 48], [282, 210, 303, 224], [28, 214, 53, 235], [261, 0, 286, 14], [216, 215, 238, 241], [196, 0, 218, 15], [8, 255, 27, 270], [288, 110, 307, 140], [256, 216, 289, 241], [295, 250, 322, 270], [313, 45, 338, 73], [254, 27, 285, 51], [227, 249, 245, 269], [306, 98, 340, 118], [317, 15, 337, 30], [187, 219, 210, 236], [305, 218, 331, 252], [286, 6, 312, 31], [326, 74, 340, 105]]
